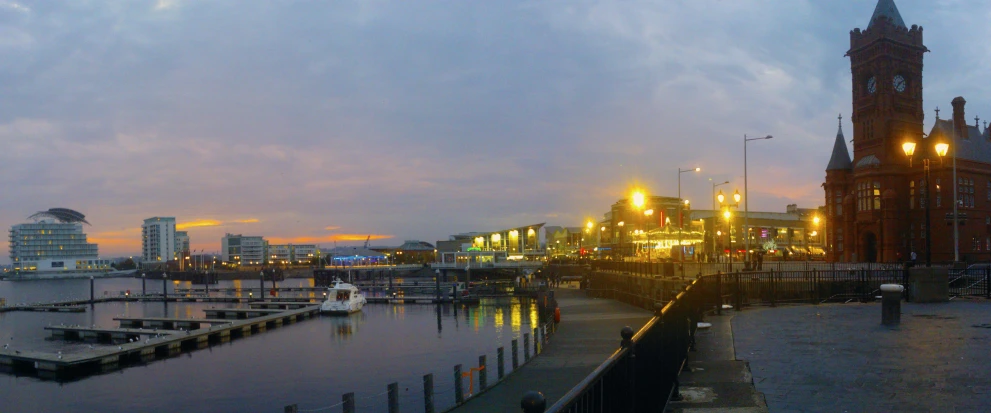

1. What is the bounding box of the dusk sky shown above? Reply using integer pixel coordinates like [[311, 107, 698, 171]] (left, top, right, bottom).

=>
[[2, 0, 990, 261]]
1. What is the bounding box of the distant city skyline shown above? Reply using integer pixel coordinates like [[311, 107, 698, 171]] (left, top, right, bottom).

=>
[[2, 0, 990, 263]]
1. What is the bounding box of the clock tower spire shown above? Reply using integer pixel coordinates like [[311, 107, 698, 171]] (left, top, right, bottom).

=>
[[846, 0, 927, 166]]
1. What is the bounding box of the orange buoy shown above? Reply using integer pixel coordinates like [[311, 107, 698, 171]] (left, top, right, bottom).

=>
[[554, 307, 561, 323]]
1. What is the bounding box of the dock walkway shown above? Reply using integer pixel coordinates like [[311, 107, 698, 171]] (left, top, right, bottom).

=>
[[446, 286, 652, 413]]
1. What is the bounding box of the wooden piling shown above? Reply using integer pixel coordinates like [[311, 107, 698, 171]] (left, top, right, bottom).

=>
[[497, 347, 505, 379], [479, 355, 487, 390], [454, 364, 464, 404], [343, 392, 355, 413], [423, 373, 434, 413], [387, 382, 399, 413], [523, 334, 530, 362], [511, 339, 519, 369]]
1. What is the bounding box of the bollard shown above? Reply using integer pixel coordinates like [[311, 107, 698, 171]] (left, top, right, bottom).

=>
[[454, 364, 464, 404], [511, 339, 519, 369], [497, 347, 505, 379], [89, 276, 95, 303], [343, 392, 355, 413], [479, 355, 487, 390], [423, 373, 434, 413], [881, 284, 904, 325], [523, 334, 530, 362], [435, 274, 441, 301], [284, 404, 298, 413], [142, 273, 146, 297], [520, 391, 546, 413], [163, 274, 168, 299], [387, 382, 399, 413]]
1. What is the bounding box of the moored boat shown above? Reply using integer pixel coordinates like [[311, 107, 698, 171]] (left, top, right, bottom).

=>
[[320, 279, 367, 314]]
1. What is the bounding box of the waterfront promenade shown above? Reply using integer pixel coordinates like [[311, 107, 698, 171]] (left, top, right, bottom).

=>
[[733, 299, 991, 412], [447, 285, 652, 412]]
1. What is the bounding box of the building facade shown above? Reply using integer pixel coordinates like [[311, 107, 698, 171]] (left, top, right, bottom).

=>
[[142, 217, 176, 263], [221, 233, 267, 266], [267, 244, 318, 265], [824, 0, 991, 263], [8, 208, 109, 273], [175, 231, 190, 255]]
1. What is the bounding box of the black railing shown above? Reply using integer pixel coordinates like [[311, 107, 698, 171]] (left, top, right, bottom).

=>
[[536, 276, 702, 413], [949, 266, 991, 298]]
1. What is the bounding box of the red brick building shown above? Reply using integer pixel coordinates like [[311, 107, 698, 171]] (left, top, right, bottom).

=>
[[824, 0, 991, 263]]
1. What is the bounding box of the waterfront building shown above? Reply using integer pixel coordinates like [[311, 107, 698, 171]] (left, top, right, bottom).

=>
[[8, 208, 111, 273], [692, 204, 825, 262], [376, 240, 436, 264], [142, 217, 176, 263], [175, 231, 189, 255], [267, 243, 317, 265], [823, 0, 991, 263], [436, 224, 545, 265], [322, 246, 386, 266], [221, 233, 267, 266]]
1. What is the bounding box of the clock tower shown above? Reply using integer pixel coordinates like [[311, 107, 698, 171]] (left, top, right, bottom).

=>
[[846, 0, 927, 165]]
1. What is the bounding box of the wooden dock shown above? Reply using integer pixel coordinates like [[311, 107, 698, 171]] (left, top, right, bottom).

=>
[[113, 317, 235, 330], [202, 308, 286, 319], [45, 326, 178, 344], [0, 305, 87, 313], [0, 305, 321, 381]]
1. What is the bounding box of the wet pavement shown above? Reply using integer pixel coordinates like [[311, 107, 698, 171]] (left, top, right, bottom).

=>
[[733, 300, 991, 412]]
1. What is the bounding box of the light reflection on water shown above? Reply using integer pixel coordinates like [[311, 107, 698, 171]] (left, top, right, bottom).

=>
[[0, 277, 540, 413]]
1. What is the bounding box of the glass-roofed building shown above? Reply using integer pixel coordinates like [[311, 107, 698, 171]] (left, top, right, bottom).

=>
[[8, 208, 111, 276]]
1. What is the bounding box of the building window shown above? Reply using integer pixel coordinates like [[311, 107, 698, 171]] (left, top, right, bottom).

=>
[[910, 181, 915, 209], [960, 178, 975, 208], [873, 181, 881, 210]]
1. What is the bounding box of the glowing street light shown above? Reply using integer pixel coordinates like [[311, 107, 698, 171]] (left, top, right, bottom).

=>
[[903, 135, 949, 267]]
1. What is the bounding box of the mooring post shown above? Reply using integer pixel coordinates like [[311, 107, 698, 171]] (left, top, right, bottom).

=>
[[520, 391, 546, 413], [89, 275, 95, 304], [435, 270, 441, 302], [283, 404, 298, 413], [423, 373, 434, 413], [533, 327, 539, 355], [141, 273, 146, 298], [478, 355, 487, 390], [454, 364, 464, 404], [343, 392, 355, 413], [511, 339, 519, 370], [387, 382, 399, 413], [259, 272, 265, 301], [162, 273, 168, 299], [497, 347, 505, 379], [523, 333, 530, 362]]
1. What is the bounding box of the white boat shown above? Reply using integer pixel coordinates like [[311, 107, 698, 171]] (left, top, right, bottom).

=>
[[320, 279, 367, 314]]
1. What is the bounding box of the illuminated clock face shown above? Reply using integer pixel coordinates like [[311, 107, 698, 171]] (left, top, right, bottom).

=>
[[893, 75, 907, 93], [867, 76, 877, 94]]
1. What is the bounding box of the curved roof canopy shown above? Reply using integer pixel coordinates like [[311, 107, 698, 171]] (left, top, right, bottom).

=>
[[28, 208, 90, 225]]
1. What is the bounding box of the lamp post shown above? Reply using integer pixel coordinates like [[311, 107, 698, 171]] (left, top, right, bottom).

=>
[[711, 180, 730, 261], [644, 209, 654, 263], [744, 134, 773, 269], [598, 226, 605, 259], [718, 189, 742, 272], [617, 221, 625, 260], [678, 167, 700, 275], [902, 137, 948, 267], [585, 221, 593, 262]]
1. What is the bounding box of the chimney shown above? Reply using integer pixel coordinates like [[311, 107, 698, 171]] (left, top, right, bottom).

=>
[[952, 96, 967, 140]]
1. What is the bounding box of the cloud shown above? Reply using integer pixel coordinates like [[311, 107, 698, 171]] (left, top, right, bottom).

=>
[[176, 220, 223, 230], [267, 234, 393, 245], [235, 218, 260, 224], [324, 226, 341, 231]]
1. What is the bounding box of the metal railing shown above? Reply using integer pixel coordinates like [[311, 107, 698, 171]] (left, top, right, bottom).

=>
[[522, 274, 705, 413]]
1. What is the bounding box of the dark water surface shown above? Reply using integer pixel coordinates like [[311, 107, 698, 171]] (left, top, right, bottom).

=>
[[0, 278, 539, 413]]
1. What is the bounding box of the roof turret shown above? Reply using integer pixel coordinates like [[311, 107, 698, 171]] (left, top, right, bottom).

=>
[[867, 0, 906, 29], [826, 115, 852, 171]]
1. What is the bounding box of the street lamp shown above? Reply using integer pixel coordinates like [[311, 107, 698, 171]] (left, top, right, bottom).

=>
[[902, 136, 948, 267], [711, 179, 730, 261], [644, 209, 654, 262], [718, 189, 742, 271], [744, 134, 773, 269], [678, 167, 701, 275], [598, 226, 605, 259], [617, 221, 625, 260]]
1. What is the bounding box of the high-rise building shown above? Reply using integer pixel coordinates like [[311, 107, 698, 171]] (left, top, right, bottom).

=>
[[142, 217, 176, 263], [221, 233, 267, 266], [8, 208, 110, 274], [175, 231, 190, 254]]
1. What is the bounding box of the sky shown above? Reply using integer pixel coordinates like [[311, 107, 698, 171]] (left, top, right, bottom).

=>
[[1, 0, 990, 261]]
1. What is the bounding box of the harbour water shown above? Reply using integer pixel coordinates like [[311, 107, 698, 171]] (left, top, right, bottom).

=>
[[0, 277, 542, 412]]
